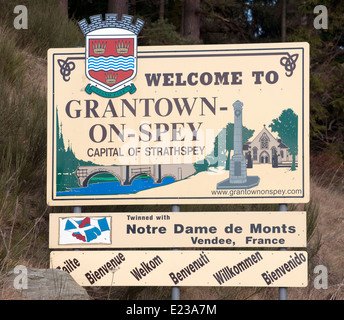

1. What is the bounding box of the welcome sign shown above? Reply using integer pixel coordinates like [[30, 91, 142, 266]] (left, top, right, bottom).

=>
[[47, 15, 309, 206], [50, 250, 308, 287]]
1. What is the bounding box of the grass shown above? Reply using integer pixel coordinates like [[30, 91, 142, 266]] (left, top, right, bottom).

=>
[[0, 1, 82, 295]]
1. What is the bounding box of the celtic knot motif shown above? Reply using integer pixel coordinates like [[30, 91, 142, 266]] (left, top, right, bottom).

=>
[[280, 53, 299, 77], [58, 58, 76, 81]]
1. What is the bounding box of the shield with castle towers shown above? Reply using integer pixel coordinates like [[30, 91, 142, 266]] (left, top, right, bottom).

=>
[[78, 14, 144, 97]]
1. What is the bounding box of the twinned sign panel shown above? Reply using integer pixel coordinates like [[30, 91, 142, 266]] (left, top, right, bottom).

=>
[[49, 211, 307, 248], [50, 250, 308, 287], [47, 15, 309, 205]]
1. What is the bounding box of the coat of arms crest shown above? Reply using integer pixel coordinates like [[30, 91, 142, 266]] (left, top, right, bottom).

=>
[[78, 14, 144, 98]]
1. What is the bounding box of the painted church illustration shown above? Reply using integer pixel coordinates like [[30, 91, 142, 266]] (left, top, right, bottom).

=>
[[243, 125, 298, 167]]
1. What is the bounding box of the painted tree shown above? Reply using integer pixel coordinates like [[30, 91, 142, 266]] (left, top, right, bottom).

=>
[[269, 108, 298, 171], [159, 0, 165, 20]]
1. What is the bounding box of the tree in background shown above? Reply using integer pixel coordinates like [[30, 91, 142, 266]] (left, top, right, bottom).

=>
[[200, 0, 253, 43], [281, 0, 286, 41], [58, 0, 68, 17]]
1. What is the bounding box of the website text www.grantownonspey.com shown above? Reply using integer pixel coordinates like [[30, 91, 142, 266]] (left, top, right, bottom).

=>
[[211, 188, 303, 197]]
